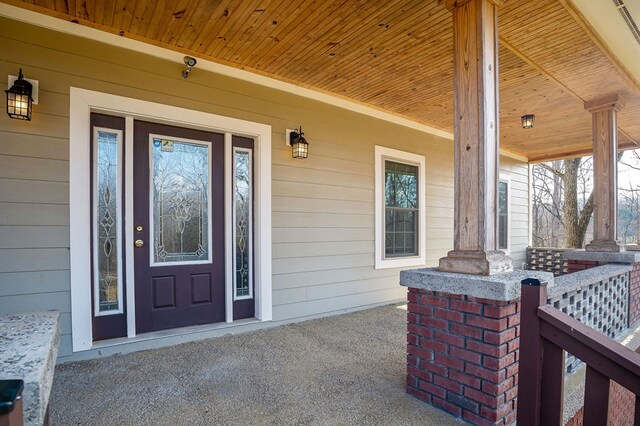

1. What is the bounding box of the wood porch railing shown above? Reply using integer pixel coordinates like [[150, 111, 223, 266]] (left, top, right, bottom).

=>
[[517, 278, 640, 426]]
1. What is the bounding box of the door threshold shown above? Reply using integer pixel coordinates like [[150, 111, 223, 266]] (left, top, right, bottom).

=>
[[91, 318, 261, 350]]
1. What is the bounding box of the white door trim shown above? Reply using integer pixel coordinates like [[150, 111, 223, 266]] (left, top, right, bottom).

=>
[[70, 87, 272, 352]]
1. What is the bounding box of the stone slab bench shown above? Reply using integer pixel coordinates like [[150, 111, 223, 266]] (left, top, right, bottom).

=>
[[0, 311, 60, 425]]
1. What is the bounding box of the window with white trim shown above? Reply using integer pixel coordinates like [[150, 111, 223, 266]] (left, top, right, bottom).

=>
[[498, 174, 511, 253], [375, 146, 426, 269]]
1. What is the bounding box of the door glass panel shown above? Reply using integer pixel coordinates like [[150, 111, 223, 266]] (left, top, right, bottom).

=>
[[234, 149, 252, 298], [94, 129, 122, 313], [151, 136, 211, 264]]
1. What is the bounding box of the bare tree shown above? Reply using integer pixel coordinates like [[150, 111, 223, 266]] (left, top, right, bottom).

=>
[[532, 150, 639, 248], [532, 157, 595, 248]]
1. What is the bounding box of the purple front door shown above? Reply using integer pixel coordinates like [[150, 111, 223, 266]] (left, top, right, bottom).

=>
[[133, 121, 225, 333]]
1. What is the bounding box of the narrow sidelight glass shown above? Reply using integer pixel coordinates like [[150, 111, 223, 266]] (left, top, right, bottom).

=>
[[94, 129, 122, 313], [234, 148, 253, 298]]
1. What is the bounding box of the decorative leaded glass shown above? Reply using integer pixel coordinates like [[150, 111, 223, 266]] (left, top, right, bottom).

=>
[[96, 130, 120, 312], [384, 160, 419, 257], [498, 181, 508, 250], [234, 150, 252, 298], [152, 137, 210, 263]]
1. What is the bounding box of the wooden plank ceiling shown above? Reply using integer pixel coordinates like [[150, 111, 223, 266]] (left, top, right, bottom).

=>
[[4, 0, 640, 161]]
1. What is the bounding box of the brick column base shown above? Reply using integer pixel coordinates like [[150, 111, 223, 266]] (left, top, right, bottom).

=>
[[406, 288, 520, 425], [566, 259, 601, 273]]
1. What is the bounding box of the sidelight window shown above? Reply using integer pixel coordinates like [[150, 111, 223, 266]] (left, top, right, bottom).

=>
[[93, 128, 123, 314], [233, 148, 253, 299], [498, 175, 511, 253]]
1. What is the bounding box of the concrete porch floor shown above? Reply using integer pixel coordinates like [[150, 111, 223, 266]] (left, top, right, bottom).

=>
[[49, 304, 462, 425]]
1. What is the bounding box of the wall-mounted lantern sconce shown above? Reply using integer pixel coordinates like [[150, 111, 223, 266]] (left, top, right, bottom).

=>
[[182, 56, 197, 79], [6, 68, 37, 121], [288, 127, 309, 159], [521, 114, 535, 129]]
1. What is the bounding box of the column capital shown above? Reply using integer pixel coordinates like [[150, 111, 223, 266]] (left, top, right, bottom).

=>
[[444, 0, 505, 12], [584, 93, 626, 114]]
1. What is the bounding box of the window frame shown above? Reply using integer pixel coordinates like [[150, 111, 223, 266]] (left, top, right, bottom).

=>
[[497, 173, 511, 254], [374, 146, 426, 270]]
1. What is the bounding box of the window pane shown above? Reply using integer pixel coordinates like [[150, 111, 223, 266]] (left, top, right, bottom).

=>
[[152, 138, 210, 263], [498, 181, 508, 215], [385, 209, 418, 257], [234, 150, 252, 298], [498, 181, 508, 250], [384, 159, 419, 258], [499, 216, 508, 250], [385, 161, 418, 208], [96, 130, 120, 312]]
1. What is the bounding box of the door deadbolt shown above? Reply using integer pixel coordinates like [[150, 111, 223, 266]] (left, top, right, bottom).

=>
[[134, 239, 144, 248], [136, 225, 143, 232]]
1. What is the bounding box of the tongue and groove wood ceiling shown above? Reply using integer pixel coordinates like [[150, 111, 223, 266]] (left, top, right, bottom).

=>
[[4, 0, 640, 161]]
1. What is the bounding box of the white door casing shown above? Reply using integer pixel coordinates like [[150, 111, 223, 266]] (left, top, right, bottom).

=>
[[70, 88, 272, 352]]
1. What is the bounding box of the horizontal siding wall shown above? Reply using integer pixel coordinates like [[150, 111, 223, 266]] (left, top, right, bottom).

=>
[[0, 17, 528, 359], [499, 156, 530, 268]]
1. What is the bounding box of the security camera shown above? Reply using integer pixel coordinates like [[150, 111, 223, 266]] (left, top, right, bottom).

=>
[[182, 56, 197, 79]]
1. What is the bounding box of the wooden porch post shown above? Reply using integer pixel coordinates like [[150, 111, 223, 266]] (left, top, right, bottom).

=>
[[584, 94, 625, 252], [439, 0, 512, 275]]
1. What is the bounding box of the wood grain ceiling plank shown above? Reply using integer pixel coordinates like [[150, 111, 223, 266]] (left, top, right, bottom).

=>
[[173, 1, 214, 48], [224, 0, 291, 63], [112, 0, 137, 32], [53, 0, 67, 15], [284, 1, 438, 84], [233, 0, 314, 69], [265, 0, 381, 76], [344, 43, 453, 100], [100, 0, 118, 27], [145, 0, 175, 41], [313, 7, 451, 91], [74, 0, 94, 20], [188, 0, 236, 54], [37, 0, 56, 11], [127, 0, 156, 35], [205, 0, 272, 58], [157, 0, 200, 45], [214, 0, 290, 62]]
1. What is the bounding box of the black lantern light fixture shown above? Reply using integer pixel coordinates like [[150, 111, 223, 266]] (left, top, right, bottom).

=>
[[5, 68, 33, 121], [289, 127, 309, 159], [521, 114, 535, 129]]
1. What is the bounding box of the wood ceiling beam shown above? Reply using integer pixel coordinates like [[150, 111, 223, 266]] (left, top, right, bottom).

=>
[[528, 142, 639, 163]]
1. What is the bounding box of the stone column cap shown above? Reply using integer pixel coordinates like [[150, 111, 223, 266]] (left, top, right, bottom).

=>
[[400, 267, 554, 301], [564, 249, 640, 264]]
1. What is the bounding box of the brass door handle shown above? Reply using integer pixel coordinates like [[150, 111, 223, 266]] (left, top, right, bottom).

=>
[[134, 239, 144, 248]]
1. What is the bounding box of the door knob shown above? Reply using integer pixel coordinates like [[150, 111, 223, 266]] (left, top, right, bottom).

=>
[[134, 239, 144, 248]]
